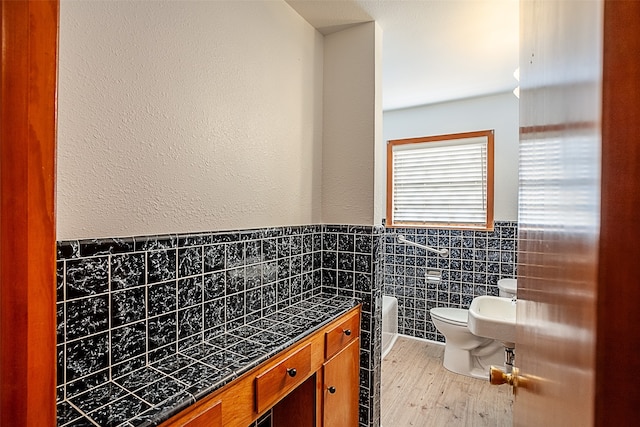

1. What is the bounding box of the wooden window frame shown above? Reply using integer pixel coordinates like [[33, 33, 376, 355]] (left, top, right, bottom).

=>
[[386, 130, 494, 231]]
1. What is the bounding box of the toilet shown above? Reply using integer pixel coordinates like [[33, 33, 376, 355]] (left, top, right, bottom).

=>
[[429, 278, 517, 379]]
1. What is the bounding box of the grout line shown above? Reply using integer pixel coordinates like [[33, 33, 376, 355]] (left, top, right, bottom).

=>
[[144, 250, 150, 368], [174, 247, 180, 357], [62, 400, 100, 427], [62, 259, 67, 401], [107, 255, 116, 382]]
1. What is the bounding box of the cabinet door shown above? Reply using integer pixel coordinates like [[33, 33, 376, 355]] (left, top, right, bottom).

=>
[[322, 338, 360, 427]]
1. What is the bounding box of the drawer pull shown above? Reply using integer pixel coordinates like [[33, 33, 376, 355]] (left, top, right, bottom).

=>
[[287, 368, 297, 378], [328, 386, 336, 394], [343, 329, 352, 336]]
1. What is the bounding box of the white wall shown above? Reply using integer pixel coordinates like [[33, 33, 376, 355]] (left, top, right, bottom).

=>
[[322, 22, 382, 225], [57, 0, 324, 240], [382, 92, 520, 221]]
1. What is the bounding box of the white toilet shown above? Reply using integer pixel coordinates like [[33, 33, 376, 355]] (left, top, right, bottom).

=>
[[429, 278, 517, 379]]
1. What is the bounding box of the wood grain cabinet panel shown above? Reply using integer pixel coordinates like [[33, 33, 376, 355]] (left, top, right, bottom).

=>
[[324, 311, 360, 359], [255, 343, 312, 413], [169, 400, 222, 427], [271, 374, 317, 427], [322, 338, 360, 427]]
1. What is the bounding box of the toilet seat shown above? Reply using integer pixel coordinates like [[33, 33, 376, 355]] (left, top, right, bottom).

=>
[[430, 307, 468, 327]]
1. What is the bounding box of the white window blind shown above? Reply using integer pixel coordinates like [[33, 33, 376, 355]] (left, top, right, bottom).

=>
[[388, 131, 493, 229]]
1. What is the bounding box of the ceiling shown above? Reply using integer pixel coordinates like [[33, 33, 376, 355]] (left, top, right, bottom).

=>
[[286, 0, 519, 111]]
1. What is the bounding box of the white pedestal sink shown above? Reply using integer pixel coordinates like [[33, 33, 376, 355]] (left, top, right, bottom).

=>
[[468, 295, 516, 347]]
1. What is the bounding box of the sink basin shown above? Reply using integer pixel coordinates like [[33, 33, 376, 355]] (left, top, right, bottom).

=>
[[468, 296, 516, 346]]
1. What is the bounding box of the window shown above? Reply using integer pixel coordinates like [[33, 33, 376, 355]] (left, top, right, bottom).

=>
[[386, 130, 494, 230]]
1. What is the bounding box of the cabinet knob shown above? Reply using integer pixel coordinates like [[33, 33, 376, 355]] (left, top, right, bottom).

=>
[[328, 386, 336, 394], [343, 329, 352, 336], [286, 368, 297, 378]]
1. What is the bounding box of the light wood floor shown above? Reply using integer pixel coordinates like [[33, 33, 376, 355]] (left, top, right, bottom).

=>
[[381, 336, 513, 427]]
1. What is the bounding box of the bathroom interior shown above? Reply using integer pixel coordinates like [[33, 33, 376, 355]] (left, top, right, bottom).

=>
[[9, 0, 639, 426], [14, 0, 523, 425]]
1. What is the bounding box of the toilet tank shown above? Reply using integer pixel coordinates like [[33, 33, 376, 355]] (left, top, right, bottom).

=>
[[498, 278, 517, 298]]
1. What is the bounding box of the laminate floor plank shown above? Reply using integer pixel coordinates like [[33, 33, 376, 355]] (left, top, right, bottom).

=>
[[381, 336, 513, 427]]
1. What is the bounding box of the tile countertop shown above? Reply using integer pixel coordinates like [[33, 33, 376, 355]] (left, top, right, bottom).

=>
[[57, 294, 359, 427]]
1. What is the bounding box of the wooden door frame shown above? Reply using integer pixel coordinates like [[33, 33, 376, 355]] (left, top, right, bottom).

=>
[[1, 0, 59, 425], [597, 0, 640, 422]]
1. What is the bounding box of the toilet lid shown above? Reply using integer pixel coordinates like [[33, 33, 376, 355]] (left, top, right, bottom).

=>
[[430, 307, 468, 326]]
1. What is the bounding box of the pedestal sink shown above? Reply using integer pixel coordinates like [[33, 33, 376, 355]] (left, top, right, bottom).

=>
[[468, 295, 516, 347]]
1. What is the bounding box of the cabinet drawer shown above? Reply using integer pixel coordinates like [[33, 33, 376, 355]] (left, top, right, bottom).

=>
[[255, 343, 312, 413], [325, 311, 360, 359]]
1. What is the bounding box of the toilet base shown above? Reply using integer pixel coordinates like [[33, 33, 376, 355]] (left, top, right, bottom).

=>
[[442, 341, 504, 379]]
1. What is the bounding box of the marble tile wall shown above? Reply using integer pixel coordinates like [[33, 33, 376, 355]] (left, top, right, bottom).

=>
[[56, 224, 384, 427], [382, 221, 518, 342], [56, 226, 323, 405], [320, 225, 384, 427]]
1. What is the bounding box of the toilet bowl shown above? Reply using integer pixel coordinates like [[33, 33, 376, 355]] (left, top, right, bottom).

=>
[[430, 307, 504, 379], [430, 278, 518, 379]]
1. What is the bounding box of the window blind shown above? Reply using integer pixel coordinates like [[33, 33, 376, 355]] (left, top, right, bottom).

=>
[[390, 136, 489, 227], [519, 134, 598, 230]]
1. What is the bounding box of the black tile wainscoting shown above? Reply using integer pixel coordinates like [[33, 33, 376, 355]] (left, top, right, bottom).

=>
[[56, 225, 383, 427], [320, 225, 384, 427], [383, 221, 518, 342]]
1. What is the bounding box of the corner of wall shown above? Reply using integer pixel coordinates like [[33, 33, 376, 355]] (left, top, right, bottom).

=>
[[321, 22, 379, 226], [373, 22, 385, 226]]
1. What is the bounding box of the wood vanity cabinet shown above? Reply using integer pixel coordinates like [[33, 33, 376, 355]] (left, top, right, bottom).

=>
[[273, 318, 360, 427], [322, 338, 360, 427], [272, 339, 360, 427], [160, 305, 361, 427]]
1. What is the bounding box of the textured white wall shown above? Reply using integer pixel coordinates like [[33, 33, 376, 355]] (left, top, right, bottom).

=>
[[373, 23, 385, 226], [382, 92, 520, 221], [322, 22, 380, 225], [57, 0, 323, 240]]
